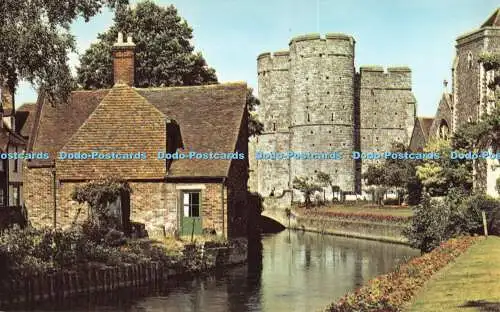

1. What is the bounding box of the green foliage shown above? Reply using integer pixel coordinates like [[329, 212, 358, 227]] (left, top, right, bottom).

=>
[[478, 52, 500, 71], [496, 177, 500, 196], [76, 1, 217, 89], [0, 0, 127, 103], [404, 190, 500, 253], [71, 177, 131, 228], [247, 88, 264, 137], [292, 176, 323, 208], [326, 236, 478, 312], [403, 194, 449, 253], [416, 137, 472, 196]]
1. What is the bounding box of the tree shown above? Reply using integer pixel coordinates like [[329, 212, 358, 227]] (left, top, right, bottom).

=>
[[362, 164, 385, 205], [316, 171, 331, 202], [292, 177, 322, 208], [416, 137, 472, 196], [0, 0, 127, 103], [77, 1, 217, 88]]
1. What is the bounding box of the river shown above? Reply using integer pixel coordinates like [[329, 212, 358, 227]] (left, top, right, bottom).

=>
[[25, 231, 419, 312]]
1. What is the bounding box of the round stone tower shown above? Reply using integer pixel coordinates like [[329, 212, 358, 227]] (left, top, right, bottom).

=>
[[289, 33, 356, 197], [255, 51, 291, 197]]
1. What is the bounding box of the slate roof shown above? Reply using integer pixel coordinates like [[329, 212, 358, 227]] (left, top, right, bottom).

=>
[[28, 82, 247, 179], [15, 103, 37, 138]]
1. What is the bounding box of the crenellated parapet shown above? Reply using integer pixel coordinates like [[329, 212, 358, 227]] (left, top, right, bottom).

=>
[[359, 66, 412, 90]]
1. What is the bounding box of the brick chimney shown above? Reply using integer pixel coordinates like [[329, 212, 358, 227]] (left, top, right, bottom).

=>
[[112, 32, 136, 86]]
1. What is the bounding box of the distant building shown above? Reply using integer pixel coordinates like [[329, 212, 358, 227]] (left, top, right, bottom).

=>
[[413, 8, 500, 195], [0, 83, 35, 208], [249, 33, 416, 202]]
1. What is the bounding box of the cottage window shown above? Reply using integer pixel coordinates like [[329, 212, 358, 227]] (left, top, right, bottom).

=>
[[183, 191, 200, 218]]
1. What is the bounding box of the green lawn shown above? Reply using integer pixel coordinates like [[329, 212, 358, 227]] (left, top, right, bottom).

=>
[[408, 236, 500, 312]]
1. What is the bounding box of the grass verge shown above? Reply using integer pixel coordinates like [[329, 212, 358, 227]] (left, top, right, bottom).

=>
[[324, 236, 480, 312], [407, 236, 500, 312]]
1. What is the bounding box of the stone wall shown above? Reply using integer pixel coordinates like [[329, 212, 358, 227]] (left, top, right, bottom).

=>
[[358, 66, 416, 177]]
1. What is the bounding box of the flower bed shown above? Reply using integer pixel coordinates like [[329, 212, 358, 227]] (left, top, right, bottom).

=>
[[302, 210, 411, 225], [325, 236, 480, 312]]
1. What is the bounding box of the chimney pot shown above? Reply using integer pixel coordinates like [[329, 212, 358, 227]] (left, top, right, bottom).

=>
[[112, 32, 136, 86], [117, 32, 124, 44]]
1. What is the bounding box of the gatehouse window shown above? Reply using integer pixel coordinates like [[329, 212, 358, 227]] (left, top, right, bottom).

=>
[[467, 52, 473, 70]]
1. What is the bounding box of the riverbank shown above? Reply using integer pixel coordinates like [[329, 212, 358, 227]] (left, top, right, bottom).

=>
[[324, 235, 481, 312], [407, 236, 500, 311], [290, 205, 412, 244]]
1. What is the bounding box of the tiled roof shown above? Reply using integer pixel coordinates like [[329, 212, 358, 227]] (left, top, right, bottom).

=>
[[136, 82, 247, 177], [15, 103, 36, 138], [29, 82, 247, 179], [28, 89, 110, 167], [56, 85, 168, 180]]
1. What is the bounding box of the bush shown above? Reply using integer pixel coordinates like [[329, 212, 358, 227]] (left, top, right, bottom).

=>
[[404, 190, 500, 253]]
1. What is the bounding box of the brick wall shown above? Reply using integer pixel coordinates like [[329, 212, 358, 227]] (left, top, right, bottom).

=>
[[23, 166, 54, 228], [24, 172, 232, 238]]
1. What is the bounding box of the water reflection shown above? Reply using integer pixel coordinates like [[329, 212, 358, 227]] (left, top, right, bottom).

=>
[[21, 231, 418, 312]]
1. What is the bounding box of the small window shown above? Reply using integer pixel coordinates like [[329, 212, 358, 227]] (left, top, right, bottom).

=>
[[319, 53, 323, 57], [312, 143, 315, 147], [310, 131, 314, 134], [326, 76, 329, 80], [395, 112, 398, 115], [183, 191, 200, 218], [273, 123, 276, 131], [331, 113, 334, 121], [371, 89, 375, 96], [467, 51, 473, 70], [327, 91, 330, 95], [307, 113, 311, 122], [376, 137, 379, 141], [328, 130, 332, 134]]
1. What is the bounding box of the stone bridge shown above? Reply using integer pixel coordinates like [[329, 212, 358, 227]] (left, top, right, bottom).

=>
[[260, 190, 297, 228]]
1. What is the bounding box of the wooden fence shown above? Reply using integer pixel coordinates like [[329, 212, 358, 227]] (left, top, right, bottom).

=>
[[0, 262, 163, 308]]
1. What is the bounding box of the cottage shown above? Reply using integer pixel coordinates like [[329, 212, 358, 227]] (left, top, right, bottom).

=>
[[24, 33, 250, 238]]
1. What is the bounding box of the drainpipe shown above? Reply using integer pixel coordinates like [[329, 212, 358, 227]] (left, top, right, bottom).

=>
[[52, 166, 57, 229], [221, 177, 226, 238]]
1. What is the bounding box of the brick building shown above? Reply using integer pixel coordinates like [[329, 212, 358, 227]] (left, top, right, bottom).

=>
[[24, 33, 250, 238]]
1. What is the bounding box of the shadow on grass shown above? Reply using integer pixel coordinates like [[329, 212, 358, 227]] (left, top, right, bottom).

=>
[[460, 300, 500, 312]]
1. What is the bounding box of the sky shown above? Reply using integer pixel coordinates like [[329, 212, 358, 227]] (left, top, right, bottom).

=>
[[15, 0, 499, 117]]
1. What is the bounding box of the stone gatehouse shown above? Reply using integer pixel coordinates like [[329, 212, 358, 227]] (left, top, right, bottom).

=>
[[24, 33, 250, 238]]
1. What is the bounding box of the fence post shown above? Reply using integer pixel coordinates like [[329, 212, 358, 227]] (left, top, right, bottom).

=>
[[482, 211, 488, 237]]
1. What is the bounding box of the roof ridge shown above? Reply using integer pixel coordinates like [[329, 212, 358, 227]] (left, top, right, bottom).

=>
[[133, 81, 246, 91]]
